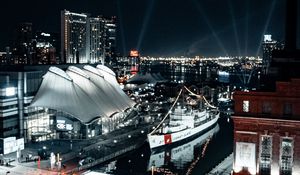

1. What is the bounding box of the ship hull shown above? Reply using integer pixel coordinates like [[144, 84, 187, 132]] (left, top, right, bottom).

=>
[[147, 113, 219, 149]]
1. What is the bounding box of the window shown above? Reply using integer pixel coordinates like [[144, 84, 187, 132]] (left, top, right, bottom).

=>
[[283, 103, 292, 116], [280, 138, 293, 175], [259, 136, 272, 175], [243, 100, 250, 112], [262, 102, 272, 114]]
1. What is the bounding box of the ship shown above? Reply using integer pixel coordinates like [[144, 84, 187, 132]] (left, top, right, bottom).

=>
[[147, 86, 220, 149], [148, 124, 219, 172]]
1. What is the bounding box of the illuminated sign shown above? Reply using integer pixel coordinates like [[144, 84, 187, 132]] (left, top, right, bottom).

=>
[[130, 50, 139, 57], [56, 119, 73, 131], [264, 34, 272, 42]]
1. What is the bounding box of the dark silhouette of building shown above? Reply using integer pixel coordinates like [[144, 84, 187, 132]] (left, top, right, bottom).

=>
[[262, 35, 284, 74], [11, 23, 35, 64], [269, 0, 300, 82]]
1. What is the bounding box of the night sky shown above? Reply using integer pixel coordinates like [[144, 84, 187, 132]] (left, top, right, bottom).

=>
[[0, 0, 291, 57]]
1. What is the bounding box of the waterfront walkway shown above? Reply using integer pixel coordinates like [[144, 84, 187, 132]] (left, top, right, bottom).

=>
[[0, 122, 154, 175], [206, 152, 233, 175]]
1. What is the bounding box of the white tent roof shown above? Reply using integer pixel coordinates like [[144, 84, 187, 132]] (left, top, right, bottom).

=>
[[30, 66, 135, 124], [96, 65, 135, 107], [83, 65, 129, 111]]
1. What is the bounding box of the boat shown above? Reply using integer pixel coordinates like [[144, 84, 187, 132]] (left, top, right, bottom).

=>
[[148, 124, 219, 171], [147, 86, 220, 149]]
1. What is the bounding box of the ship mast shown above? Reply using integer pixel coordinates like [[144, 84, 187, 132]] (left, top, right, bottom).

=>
[[149, 86, 217, 135], [183, 86, 217, 109], [149, 88, 183, 135]]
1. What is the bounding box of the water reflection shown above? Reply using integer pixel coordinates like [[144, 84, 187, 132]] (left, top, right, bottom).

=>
[[148, 124, 220, 174], [90, 116, 232, 175]]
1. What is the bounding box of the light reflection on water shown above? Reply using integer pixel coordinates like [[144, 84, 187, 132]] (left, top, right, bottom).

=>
[[147, 124, 220, 174]]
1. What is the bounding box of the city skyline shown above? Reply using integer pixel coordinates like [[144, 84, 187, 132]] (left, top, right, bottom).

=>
[[0, 0, 289, 57]]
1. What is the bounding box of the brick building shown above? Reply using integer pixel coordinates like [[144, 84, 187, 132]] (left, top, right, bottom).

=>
[[232, 79, 300, 175]]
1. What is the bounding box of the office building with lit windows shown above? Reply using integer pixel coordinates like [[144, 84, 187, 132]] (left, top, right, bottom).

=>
[[89, 17, 106, 64], [11, 22, 35, 65], [103, 16, 117, 64], [61, 10, 117, 65], [61, 10, 90, 64], [262, 34, 284, 74]]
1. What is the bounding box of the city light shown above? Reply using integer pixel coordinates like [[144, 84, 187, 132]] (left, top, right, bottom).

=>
[[5, 87, 15, 96]]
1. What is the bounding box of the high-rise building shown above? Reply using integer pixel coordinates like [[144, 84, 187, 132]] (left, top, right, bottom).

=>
[[262, 34, 283, 74], [61, 10, 116, 65], [61, 10, 90, 64], [12, 23, 35, 64], [89, 16, 117, 64], [104, 16, 117, 64], [34, 32, 59, 64], [89, 17, 106, 64]]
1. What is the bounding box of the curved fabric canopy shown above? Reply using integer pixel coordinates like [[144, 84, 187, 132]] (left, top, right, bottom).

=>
[[96, 65, 135, 107], [30, 66, 135, 124], [83, 65, 129, 111]]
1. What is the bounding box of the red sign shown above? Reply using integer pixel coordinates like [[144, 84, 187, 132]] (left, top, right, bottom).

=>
[[130, 50, 139, 57], [164, 134, 172, 145]]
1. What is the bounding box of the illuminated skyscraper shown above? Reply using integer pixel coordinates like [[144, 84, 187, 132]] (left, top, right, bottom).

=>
[[61, 10, 90, 64], [61, 10, 117, 65], [89, 17, 106, 64], [89, 16, 117, 64], [104, 16, 117, 64]]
